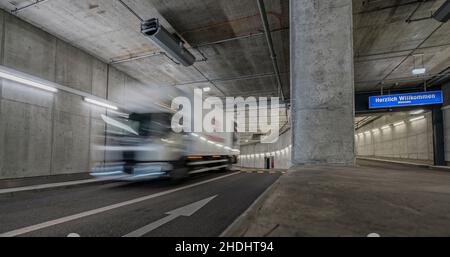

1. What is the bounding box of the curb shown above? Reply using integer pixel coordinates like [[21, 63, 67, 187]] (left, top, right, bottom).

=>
[[357, 157, 450, 172]]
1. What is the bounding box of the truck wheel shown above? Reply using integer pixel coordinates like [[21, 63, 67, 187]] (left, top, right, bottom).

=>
[[170, 160, 189, 182], [219, 159, 232, 172]]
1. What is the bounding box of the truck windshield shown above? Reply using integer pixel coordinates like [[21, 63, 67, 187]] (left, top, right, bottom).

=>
[[104, 113, 172, 137]]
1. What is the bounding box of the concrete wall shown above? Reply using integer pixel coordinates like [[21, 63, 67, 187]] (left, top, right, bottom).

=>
[[0, 10, 143, 179], [239, 130, 292, 170], [355, 112, 434, 163]]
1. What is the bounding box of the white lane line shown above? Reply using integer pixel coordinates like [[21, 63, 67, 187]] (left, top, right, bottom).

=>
[[0, 172, 240, 237], [0, 176, 125, 195]]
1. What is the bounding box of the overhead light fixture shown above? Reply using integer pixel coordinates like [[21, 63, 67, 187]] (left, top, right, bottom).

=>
[[0, 65, 58, 93], [84, 98, 118, 111], [433, 0, 450, 22], [410, 109, 425, 115], [381, 125, 391, 130], [394, 121, 405, 127], [141, 18, 195, 66], [412, 68, 426, 75], [412, 54, 426, 75], [203, 87, 211, 92], [410, 116, 425, 122]]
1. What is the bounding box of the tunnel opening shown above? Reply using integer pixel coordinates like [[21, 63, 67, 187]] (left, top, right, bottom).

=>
[[355, 108, 440, 166]]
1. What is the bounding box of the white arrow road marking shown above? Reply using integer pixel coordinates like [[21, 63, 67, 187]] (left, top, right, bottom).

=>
[[0, 172, 239, 237], [123, 195, 217, 237]]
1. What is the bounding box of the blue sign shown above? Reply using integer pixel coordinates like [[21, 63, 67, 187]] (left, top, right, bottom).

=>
[[369, 91, 443, 109]]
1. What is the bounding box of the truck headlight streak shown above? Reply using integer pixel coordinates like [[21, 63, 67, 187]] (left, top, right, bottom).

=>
[[84, 98, 118, 111], [0, 66, 58, 93]]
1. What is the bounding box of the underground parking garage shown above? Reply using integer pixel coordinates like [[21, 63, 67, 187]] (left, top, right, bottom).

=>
[[1, 0, 450, 248]]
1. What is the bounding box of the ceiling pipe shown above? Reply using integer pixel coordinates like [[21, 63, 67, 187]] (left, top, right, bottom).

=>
[[11, 0, 50, 14], [117, 0, 144, 22], [257, 0, 286, 102], [379, 23, 444, 91], [405, 1, 427, 23], [355, 0, 429, 15], [194, 27, 288, 48], [173, 71, 291, 87], [110, 52, 165, 64], [356, 41, 450, 60], [359, 71, 450, 85]]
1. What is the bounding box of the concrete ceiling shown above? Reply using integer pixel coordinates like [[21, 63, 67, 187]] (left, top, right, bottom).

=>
[[354, 0, 450, 93], [0, 0, 289, 99], [1, 0, 450, 99]]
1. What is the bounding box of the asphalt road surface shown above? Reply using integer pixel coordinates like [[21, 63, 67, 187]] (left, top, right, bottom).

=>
[[0, 170, 281, 237]]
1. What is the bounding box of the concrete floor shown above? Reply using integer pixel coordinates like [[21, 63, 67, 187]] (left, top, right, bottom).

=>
[[0, 170, 280, 237], [225, 159, 450, 237]]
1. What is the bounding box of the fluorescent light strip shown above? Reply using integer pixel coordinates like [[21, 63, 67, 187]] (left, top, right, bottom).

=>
[[84, 98, 118, 110], [410, 116, 425, 122], [410, 109, 425, 115], [0, 69, 58, 93], [381, 125, 391, 130], [393, 121, 405, 127], [0, 66, 126, 115]]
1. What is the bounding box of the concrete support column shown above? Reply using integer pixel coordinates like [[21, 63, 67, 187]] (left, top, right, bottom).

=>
[[432, 105, 446, 166], [290, 0, 355, 165]]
